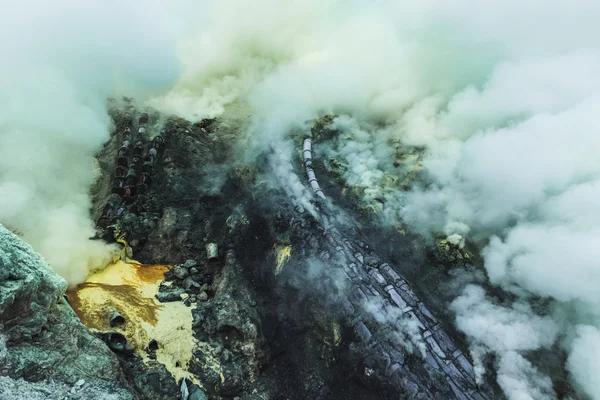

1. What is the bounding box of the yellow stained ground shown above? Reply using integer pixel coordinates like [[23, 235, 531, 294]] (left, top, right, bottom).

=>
[[274, 244, 292, 276], [66, 260, 200, 384]]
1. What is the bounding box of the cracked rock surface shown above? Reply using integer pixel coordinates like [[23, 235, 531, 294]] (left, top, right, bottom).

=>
[[0, 224, 133, 399]]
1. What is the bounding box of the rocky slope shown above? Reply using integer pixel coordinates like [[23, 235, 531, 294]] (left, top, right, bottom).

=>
[[87, 101, 500, 399], [0, 224, 133, 399], [1, 99, 504, 400]]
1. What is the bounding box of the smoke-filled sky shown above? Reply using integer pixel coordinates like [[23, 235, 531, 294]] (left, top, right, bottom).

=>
[[0, 1, 181, 284], [151, 2, 600, 398], [3, 0, 600, 398]]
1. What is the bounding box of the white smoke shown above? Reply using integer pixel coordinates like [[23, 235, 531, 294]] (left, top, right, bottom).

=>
[[267, 139, 318, 217], [0, 0, 181, 285], [568, 326, 600, 399], [362, 298, 426, 358], [404, 56, 600, 399], [497, 351, 557, 400], [150, 0, 600, 398], [450, 285, 560, 398], [451, 286, 559, 354]]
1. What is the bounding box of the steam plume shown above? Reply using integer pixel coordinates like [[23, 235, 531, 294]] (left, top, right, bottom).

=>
[[131, 0, 600, 398], [0, 0, 180, 285]]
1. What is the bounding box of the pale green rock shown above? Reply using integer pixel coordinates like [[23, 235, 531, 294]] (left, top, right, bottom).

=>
[[0, 224, 133, 399]]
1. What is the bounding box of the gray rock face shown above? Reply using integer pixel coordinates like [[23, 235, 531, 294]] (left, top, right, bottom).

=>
[[0, 376, 132, 400], [0, 224, 132, 399], [0, 225, 67, 343], [188, 384, 208, 400], [6, 300, 125, 383]]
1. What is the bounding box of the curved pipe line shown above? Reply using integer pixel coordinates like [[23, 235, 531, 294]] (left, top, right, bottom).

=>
[[302, 138, 325, 199], [297, 136, 492, 399]]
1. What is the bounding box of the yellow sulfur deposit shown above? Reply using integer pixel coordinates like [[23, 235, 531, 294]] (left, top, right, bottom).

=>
[[66, 260, 198, 383], [274, 244, 292, 275], [332, 322, 342, 347]]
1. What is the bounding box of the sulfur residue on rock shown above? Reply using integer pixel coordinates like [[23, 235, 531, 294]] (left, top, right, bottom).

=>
[[274, 244, 292, 276], [67, 260, 198, 384]]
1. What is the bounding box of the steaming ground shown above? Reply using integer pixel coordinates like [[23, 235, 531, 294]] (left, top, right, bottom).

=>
[[0, 1, 180, 286], [149, 1, 600, 399], [3, 0, 598, 398]]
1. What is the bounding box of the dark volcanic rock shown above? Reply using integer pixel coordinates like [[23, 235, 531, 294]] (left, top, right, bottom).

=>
[[120, 358, 179, 400], [155, 289, 185, 303], [188, 383, 208, 400], [190, 250, 263, 397], [183, 276, 202, 291], [183, 260, 198, 269], [172, 266, 189, 280], [85, 105, 500, 399], [110, 311, 126, 327]]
